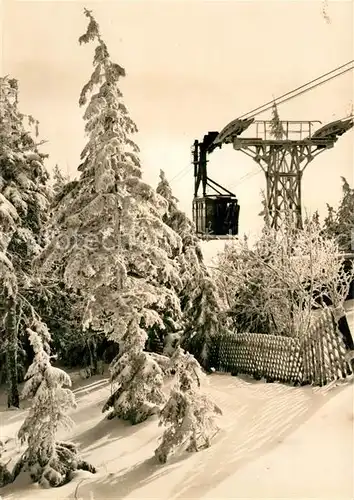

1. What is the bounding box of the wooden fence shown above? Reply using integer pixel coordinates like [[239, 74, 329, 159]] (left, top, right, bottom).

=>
[[301, 308, 351, 385], [210, 307, 353, 386]]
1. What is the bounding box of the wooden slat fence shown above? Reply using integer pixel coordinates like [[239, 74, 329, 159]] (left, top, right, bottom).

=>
[[301, 308, 352, 385], [211, 307, 353, 386]]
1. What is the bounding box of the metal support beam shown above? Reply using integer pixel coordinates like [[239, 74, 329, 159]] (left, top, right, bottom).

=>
[[199, 144, 208, 197], [193, 132, 236, 198]]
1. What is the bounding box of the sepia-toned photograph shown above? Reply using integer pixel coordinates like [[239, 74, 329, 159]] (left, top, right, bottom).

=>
[[0, 1, 353, 499]]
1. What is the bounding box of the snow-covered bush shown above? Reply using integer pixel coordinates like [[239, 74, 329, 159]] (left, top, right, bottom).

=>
[[14, 319, 95, 487], [216, 217, 354, 338], [155, 347, 222, 463]]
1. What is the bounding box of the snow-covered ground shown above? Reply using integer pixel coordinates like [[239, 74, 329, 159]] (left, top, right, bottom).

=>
[[1, 301, 353, 499], [1, 369, 353, 499]]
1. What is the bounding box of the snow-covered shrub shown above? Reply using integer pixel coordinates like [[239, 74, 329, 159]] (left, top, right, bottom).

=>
[[14, 319, 95, 487], [155, 347, 222, 463], [216, 217, 354, 338]]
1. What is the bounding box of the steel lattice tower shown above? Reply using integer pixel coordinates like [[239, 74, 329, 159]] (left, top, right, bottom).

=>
[[229, 118, 353, 229]]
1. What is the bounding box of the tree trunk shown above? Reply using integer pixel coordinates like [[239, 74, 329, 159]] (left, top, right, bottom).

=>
[[87, 337, 98, 375], [5, 296, 19, 408]]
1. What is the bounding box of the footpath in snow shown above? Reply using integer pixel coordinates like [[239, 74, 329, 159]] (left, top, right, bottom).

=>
[[1, 369, 353, 499]]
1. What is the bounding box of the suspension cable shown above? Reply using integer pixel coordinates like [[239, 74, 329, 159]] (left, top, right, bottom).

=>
[[169, 61, 354, 185], [238, 61, 354, 120]]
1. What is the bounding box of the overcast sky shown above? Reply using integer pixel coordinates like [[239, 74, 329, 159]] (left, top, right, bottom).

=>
[[1, 0, 353, 240]]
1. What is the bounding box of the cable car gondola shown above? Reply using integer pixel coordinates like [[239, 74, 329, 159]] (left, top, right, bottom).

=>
[[192, 131, 240, 239]]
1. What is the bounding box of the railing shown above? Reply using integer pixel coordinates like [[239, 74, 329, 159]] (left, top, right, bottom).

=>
[[251, 120, 322, 141]]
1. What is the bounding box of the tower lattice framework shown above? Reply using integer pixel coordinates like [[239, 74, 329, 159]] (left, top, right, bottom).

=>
[[232, 120, 337, 229]]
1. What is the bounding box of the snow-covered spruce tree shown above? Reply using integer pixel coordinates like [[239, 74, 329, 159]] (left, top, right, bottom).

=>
[[0, 226, 19, 407], [38, 9, 182, 424], [52, 164, 69, 200], [181, 272, 224, 369], [156, 170, 202, 260], [155, 347, 222, 463], [0, 77, 51, 273], [269, 101, 284, 139], [31, 165, 88, 372], [25, 277, 100, 373], [13, 318, 95, 487], [102, 317, 167, 423], [156, 170, 225, 369], [323, 177, 354, 253], [322, 177, 354, 302], [0, 76, 51, 407], [258, 189, 271, 227]]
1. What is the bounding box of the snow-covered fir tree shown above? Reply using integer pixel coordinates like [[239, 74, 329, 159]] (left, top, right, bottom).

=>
[[323, 176, 354, 253], [258, 189, 271, 227], [181, 272, 224, 369], [0, 217, 19, 408], [14, 318, 95, 487], [322, 177, 354, 301], [156, 170, 202, 258], [38, 9, 183, 424], [155, 347, 222, 463], [102, 317, 166, 423], [52, 164, 69, 199], [0, 76, 51, 407], [0, 77, 51, 272], [270, 101, 284, 139], [156, 170, 225, 369]]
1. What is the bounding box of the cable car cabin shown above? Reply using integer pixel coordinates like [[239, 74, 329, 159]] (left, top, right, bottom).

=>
[[193, 195, 240, 238], [192, 131, 241, 239]]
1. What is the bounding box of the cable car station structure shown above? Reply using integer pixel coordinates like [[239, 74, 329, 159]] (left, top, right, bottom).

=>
[[191, 60, 354, 239], [192, 116, 353, 239]]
